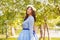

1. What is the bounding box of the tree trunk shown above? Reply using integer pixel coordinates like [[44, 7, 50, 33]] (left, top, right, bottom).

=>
[[39, 25, 43, 40], [11, 27, 15, 36], [43, 18, 50, 40]]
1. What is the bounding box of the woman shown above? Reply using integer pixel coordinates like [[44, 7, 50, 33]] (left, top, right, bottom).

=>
[[18, 5, 37, 40]]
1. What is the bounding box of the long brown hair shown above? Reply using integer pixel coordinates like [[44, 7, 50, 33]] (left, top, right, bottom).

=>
[[24, 7, 36, 21]]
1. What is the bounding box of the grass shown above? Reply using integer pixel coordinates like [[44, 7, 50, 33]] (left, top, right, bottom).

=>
[[51, 38, 60, 40], [0, 37, 60, 40], [39, 37, 60, 40], [0, 38, 17, 40]]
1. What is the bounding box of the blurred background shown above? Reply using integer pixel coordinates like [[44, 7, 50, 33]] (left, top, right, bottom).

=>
[[0, 0, 60, 40]]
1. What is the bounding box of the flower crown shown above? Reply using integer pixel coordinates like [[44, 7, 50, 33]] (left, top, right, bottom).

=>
[[27, 5, 36, 11]]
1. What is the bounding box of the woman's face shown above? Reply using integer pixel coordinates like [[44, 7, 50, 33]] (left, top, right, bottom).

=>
[[27, 7, 32, 15]]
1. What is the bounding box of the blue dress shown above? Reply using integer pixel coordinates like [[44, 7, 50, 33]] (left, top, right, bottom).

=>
[[18, 16, 38, 40]]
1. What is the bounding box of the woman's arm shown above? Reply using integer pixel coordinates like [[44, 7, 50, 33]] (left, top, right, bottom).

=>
[[28, 16, 34, 39]]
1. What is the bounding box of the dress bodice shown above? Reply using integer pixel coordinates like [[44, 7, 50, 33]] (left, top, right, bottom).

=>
[[18, 16, 38, 40], [22, 16, 34, 29]]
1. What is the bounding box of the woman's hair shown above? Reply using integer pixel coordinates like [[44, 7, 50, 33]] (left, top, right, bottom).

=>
[[24, 7, 36, 21]]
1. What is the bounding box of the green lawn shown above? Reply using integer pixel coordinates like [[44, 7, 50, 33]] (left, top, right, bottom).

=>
[[39, 37, 60, 40], [0, 38, 17, 40], [51, 38, 60, 40], [0, 38, 60, 40]]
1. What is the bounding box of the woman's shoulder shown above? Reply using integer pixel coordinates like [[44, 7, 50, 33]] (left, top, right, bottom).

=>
[[28, 16, 34, 20]]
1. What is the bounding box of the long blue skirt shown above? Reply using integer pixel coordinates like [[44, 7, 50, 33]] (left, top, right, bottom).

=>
[[18, 30, 30, 40]]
